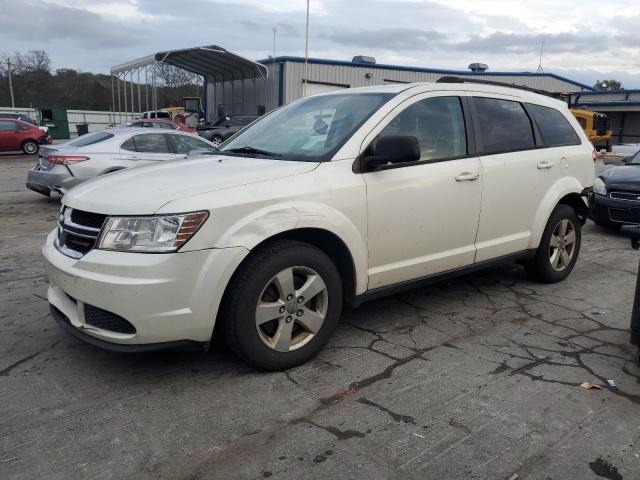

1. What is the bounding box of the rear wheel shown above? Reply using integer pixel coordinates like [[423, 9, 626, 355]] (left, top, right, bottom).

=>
[[22, 140, 39, 155], [525, 205, 581, 283], [222, 240, 343, 370]]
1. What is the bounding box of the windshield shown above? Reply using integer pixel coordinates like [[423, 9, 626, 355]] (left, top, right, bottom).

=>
[[220, 93, 393, 161], [628, 151, 640, 165]]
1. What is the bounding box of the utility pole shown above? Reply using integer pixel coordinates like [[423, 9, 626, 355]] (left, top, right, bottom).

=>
[[536, 40, 544, 73], [7, 59, 15, 108], [272, 25, 278, 60], [303, 0, 309, 97]]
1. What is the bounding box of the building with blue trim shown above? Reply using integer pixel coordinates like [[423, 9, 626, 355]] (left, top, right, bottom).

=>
[[205, 55, 594, 120]]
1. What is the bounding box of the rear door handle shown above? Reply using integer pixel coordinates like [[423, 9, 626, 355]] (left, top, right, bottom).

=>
[[537, 160, 554, 169], [455, 172, 480, 182]]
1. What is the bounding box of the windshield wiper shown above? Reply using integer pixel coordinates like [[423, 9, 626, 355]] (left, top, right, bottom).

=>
[[222, 146, 280, 157]]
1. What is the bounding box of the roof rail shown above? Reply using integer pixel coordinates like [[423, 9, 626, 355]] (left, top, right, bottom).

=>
[[436, 75, 553, 97]]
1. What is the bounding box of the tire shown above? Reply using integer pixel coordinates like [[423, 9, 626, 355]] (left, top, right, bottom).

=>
[[210, 135, 223, 148], [525, 204, 581, 283], [22, 140, 39, 155], [222, 239, 343, 370]]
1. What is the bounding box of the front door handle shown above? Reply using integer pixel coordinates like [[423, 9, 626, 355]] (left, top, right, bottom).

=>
[[537, 160, 554, 169], [455, 171, 480, 182], [126, 155, 140, 160]]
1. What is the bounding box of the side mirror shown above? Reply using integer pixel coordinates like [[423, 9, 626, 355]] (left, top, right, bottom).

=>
[[363, 135, 421, 170]]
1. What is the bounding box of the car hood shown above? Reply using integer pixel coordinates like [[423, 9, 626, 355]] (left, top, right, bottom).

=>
[[601, 165, 640, 191], [63, 155, 319, 215]]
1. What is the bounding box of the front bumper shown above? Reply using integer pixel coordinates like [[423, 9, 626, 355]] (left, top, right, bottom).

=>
[[589, 192, 640, 225], [43, 231, 249, 348], [26, 165, 80, 195]]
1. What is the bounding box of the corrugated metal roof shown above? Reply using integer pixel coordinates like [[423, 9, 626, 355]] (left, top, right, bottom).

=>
[[112, 45, 268, 81], [260, 56, 594, 92]]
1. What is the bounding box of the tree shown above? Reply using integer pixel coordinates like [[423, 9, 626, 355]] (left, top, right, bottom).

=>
[[155, 64, 198, 89], [593, 79, 623, 91]]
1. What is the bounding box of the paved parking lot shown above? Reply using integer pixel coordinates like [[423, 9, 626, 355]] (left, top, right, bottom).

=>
[[1, 155, 640, 480]]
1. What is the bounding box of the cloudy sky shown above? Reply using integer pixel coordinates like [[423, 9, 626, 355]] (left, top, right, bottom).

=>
[[2, 0, 640, 87]]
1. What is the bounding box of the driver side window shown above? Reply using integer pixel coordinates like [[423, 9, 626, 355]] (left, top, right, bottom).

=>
[[378, 96, 467, 162]]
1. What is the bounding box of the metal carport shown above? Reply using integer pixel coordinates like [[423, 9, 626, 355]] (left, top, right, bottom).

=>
[[110, 45, 268, 123]]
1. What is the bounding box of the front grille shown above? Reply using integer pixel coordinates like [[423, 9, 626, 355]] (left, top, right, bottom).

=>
[[610, 191, 640, 202], [84, 304, 136, 334], [71, 209, 108, 229], [609, 207, 640, 224], [56, 207, 105, 258]]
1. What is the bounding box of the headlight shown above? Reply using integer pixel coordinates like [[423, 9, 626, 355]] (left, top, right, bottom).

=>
[[593, 178, 607, 196], [98, 211, 209, 252]]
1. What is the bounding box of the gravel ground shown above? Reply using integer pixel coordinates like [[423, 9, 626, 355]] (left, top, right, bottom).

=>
[[1, 154, 639, 480]]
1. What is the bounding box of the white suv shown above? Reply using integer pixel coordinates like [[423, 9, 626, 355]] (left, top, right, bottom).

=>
[[43, 80, 594, 370]]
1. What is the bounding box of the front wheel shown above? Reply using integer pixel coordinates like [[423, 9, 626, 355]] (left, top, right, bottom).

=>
[[222, 240, 343, 370], [525, 204, 581, 283], [22, 140, 39, 155]]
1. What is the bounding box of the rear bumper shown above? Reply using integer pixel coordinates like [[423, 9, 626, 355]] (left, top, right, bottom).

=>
[[26, 165, 79, 194]]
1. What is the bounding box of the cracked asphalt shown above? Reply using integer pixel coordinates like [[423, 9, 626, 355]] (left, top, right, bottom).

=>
[[1, 156, 640, 480]]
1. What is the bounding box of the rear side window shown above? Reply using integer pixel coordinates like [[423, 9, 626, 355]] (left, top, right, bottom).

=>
[[68, 131, 114, 147], [121, 133, 170, 153], [0, 121, 16, 131], [527, 104, 581, 147], [473, 98, 535, 154]]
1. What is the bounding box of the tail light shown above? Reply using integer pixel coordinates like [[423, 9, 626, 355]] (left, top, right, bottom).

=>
[[48, 155, 90, 165]]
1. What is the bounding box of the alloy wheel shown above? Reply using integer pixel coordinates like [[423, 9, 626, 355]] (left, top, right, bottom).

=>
[[255, 266, 328, 352], [24, 142, 38, 154], [549, 218, 577, 271]]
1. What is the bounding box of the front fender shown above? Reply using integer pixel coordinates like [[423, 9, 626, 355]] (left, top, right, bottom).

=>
[[215, 201, 368, 295], [529, 177, 586, 249]]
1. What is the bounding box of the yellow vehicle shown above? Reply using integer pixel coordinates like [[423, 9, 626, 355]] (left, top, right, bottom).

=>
[[161, 97, 203, 119], [570, 108, 613, 146], [161, 106, 184, 118]]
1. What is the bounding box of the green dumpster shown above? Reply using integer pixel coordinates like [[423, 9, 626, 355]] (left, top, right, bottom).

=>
[[39, 107, 70, 140]]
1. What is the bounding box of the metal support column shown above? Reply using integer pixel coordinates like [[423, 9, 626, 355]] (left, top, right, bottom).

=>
[[117, 74, 122, 124], [111, 74, 115, 125], [123, 74, 128, 121], [152, 62, 158, 112], [137, 68, 142, 115], [145, 66, 149, 113], [130, 70, 135, 119]]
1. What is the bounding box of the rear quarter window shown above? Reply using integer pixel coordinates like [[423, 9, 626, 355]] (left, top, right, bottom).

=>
[[473, 97, 535, 154], [527, 104, 581, 147]]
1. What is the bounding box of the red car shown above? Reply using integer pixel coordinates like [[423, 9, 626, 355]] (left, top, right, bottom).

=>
[[121, 118, 196, 133], [0, 118, 51, 155]]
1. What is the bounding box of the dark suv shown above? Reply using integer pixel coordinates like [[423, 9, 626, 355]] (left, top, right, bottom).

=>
[[197, 116, 258, 147]]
